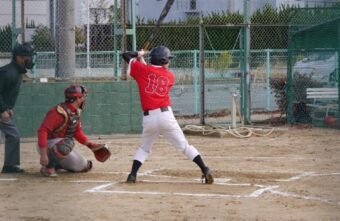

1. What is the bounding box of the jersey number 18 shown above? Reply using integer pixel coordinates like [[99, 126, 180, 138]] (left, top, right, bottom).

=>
[[145, 74, 169, 96]]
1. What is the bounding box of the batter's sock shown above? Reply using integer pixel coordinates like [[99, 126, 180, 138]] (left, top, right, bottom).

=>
[[193, 155, 208, 173], [130, 160, 142, 175]]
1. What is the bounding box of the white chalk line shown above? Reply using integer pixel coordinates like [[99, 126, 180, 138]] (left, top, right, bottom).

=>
[[84, 171, 340, 205], [197, 156, 318, 160], [0, 178, 17, 181], [277, 172, 340, 182], [1, 169, 338, 205], [150, 156, 330, 162], [69, 180, 112, 183], [276, 172, 315, 182], [86, 181, 281, 199], [90, 189, 248, 199], [269, 189, 337, 204], [85, 182, 115, 192]]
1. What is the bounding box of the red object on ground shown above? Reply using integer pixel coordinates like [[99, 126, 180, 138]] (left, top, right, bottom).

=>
[[324, 116, 339, 128]]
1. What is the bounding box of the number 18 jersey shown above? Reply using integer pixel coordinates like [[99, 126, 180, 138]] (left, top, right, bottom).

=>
[[129, 60, 174, 111]]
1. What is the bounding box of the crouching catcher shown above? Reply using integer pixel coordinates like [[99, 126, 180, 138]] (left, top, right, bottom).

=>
[[37, 85, 111, 177]]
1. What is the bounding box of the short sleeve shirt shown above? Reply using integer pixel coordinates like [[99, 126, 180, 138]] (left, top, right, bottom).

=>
[[129, 59, 174, 111]]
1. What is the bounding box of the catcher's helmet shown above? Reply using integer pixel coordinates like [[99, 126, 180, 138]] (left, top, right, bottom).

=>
[[149, 46, 174, 65], [64, 85, 87, 103]]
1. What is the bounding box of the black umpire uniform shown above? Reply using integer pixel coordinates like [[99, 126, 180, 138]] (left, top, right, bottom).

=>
[[0, 42, 35, 173]]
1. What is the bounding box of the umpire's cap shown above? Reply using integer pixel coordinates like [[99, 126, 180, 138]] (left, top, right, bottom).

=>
[[12, 42, 35, 57], [149, 46, 174, 65]]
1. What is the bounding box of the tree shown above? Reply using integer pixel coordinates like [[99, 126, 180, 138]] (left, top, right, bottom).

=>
[[0, 25, 12, 52], [31, 25, 54, 51], [88, 0, 113, 24], [75, 26, 86, 50], [214, 52, 233, 77]]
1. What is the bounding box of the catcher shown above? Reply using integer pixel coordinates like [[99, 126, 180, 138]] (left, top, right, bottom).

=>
[[37, 85, 111, 177]]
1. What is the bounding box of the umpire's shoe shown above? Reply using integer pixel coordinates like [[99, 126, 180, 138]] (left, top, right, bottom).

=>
[[202, 167, 214, 184], [127, 173, 136, 183], [1, 165, 25, 173]]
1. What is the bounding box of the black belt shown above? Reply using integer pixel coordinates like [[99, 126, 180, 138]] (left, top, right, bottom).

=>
[[143, 107, 169, 116]]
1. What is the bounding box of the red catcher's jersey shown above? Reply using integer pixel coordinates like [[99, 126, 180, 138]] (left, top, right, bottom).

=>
[[129, 59, 174, 111], [37, 103, 88, 149]]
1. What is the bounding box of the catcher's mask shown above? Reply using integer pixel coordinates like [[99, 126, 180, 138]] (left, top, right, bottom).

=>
[[12, 42, 36, 70], [149, 46, 174, 65], [64, 85, 88, 109]]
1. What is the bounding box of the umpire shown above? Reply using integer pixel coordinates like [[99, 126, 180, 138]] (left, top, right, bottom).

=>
[[0, 42, 35, 173]]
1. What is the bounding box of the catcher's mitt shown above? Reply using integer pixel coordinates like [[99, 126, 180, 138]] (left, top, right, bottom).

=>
[[86, 142, 111, 162]]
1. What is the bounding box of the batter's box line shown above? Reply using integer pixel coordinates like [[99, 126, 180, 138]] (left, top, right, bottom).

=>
[[85, 178, 340, 205], [85, 180, 278, 199]]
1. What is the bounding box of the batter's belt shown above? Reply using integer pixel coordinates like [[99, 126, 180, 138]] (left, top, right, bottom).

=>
[[143, 107, 169, 116]]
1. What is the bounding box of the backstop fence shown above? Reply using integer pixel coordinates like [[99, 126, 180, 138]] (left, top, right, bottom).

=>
[[0, 0, 339, 128]]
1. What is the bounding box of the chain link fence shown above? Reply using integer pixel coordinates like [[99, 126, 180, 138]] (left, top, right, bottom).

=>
[[1, 0, 339, 127], [285, 6, 340, 128]]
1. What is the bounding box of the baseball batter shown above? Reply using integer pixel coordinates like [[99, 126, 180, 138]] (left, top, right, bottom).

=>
[[37, 85, 110, 177], [122, 46, 214, 184]]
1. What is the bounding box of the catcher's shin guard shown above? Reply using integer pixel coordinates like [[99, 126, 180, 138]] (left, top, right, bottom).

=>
[[202, 167, 214, 184], [52, 138, 75, 160]]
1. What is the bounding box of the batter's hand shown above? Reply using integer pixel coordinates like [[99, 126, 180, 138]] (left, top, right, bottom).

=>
[[137, 49, 146, 57], [137, 49, 146, 64]]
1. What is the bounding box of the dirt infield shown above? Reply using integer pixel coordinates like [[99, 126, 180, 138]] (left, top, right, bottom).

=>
[[0, 126, 339, 221]]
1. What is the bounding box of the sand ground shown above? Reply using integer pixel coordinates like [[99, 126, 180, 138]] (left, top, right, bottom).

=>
[[0, 126, 339, 221]]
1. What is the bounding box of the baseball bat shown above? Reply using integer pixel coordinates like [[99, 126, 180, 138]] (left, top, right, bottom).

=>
[[143, 0, 175, 51]]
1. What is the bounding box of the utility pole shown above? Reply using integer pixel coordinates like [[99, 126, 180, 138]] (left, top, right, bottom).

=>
[[21, 0, 25, 42]]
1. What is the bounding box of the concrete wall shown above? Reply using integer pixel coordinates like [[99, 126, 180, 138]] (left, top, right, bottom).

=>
[[13, 81, 142, 138]]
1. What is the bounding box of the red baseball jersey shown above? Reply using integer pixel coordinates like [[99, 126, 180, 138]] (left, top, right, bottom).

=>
[[129, 59, 174, 111], [37, 103, 88, 149]]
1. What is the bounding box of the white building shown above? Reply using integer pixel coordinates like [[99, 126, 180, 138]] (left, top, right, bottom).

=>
[[0, 0, 335, 30], [0, 0, 50, 28]]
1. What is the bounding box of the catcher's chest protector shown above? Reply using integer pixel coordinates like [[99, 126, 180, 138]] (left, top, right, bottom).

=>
[[54, 104, 81, 137]]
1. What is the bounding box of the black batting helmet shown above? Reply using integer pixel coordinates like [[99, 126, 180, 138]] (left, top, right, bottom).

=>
[[149, 46, 174, 65]]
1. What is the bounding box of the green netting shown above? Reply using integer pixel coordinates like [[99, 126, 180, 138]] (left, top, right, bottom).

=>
[[286, 7, 340, 128]]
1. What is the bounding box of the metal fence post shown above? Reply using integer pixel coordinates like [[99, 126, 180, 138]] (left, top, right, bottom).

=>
[[199, 18, 205, 125], [287, 35, 294, 124], [193, 50, 199, 115], [266, 48, 271, 111], [337, 22, 340, 127], [114, 0, 120, 80], [241, 0, 251, 124]]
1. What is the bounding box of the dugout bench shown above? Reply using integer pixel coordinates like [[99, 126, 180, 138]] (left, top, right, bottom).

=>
[[306, 87, 339, 121]]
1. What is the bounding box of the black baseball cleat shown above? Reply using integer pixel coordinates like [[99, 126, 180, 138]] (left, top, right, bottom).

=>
[[126, 173, 136, 183], [202, 167, 214, 184], [1, 165, 25, 174]]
